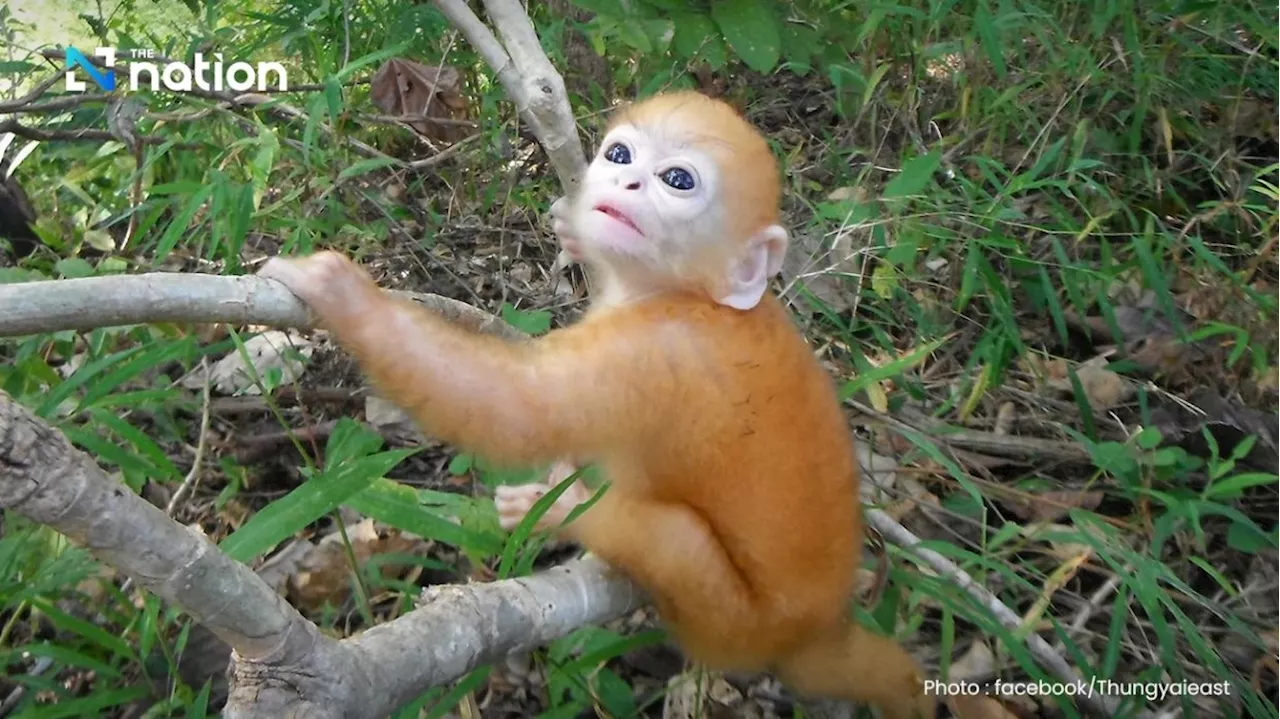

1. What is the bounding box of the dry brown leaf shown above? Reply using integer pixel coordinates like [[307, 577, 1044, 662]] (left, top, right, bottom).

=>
[[184, 330, 313, 396], [780, 229, 859, 313], [288, 518, 430, 613], [1252, 629, 1279, 693], [1067, 301, 1216, 383], [370, 58, 468, 142], [662, 671, 741, 719], [1256, 365, 1279, 393], [255, 539, 317, 594], [365, 395, 428, 444], [826, 186, 868, 202], [949, 640, 998, 681], [1003, 489, 1104, 523], [852, 568, 879, 599], [1030, 354, 1134, 409], [216, 497, 253, 529], [992, 401, 1016, 436], [1227, 97, 1278, 139]]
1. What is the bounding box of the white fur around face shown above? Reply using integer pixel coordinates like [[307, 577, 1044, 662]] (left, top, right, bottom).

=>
[[563, 122, 789, 311], [571, 122, 722, 264]]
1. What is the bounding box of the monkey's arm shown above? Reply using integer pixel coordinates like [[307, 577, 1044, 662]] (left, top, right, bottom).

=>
[[258, 252, 670, 465]]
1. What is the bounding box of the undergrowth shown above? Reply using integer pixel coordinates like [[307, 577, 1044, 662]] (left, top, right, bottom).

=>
[[0, 0, 1276, 717]]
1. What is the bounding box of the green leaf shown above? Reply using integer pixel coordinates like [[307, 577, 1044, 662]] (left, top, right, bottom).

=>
[[838, 337, 947, 399], [881, 150, 942, 200], [672, 11, 717, 60], [1205, 472, 1279, 500], [448, 453, 474, 475], [973, 0, 1007, 80], [346, 479, 503, 556], [779, 21, 820, 71], [154, 185, 213, 260], [617, 20, 653, 51], [336, 41, 411, 81], [711, 0, 782, 74], [220, 421, 417, 562], [3, 684, 150, 718], [324, 75, 343, 125], [1226, 519, 1277, 554], [249, 126, 279, 212], [336, 154, 402, 181], [592, 668, 637, 716], [55, 257, 95, 279], [27, 597, 136, 660], [303, 92, 326, 164], [500, 304, 552, 335], [0, 61, 38, 73]]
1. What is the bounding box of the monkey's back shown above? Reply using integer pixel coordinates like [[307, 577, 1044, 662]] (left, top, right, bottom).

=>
[[592, 292, 862, 660]]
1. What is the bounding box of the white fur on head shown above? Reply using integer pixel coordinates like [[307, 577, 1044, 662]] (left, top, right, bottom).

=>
[[715, 224, 788, 310]]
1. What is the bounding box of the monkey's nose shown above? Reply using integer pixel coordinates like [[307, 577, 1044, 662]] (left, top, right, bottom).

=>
[[616, 171, 644, 190]]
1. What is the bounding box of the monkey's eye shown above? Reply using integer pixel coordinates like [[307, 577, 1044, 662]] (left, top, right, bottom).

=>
[[603, 143, 631, 164], [660, 167, 696, 191]]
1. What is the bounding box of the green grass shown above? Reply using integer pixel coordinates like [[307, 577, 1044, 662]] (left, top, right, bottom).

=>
[[1, 0, 1276, 717]]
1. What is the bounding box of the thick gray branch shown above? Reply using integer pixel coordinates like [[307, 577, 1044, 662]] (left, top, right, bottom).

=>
[[0, 273, 525, 342], [0, 393, 641, 719], [0, 395, 304, 661]]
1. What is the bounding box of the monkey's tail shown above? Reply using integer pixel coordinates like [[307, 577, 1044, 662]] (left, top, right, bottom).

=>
[[773, 619, 936, 719]]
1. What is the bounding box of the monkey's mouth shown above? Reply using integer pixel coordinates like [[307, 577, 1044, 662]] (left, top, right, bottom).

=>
[[594, 204, 642, 236]]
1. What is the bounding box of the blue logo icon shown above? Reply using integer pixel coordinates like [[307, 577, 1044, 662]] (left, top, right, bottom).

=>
[[66, 48, 116, 91]]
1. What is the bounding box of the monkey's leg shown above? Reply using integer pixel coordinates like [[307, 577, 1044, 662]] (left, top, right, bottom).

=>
[[774, 620, 935, 719], [554, 490, 784, 670]]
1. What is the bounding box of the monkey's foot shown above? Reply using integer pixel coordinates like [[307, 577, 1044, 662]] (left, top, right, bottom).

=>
[[258, 251, 378, 320], [495, 477, 590, 532]]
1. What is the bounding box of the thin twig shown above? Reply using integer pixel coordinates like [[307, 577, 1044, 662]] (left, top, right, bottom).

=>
[[166, 357, 213, 515], [10, 93, 113, 113], [0, 73, 63, 113], [0, 118, 179, 146], [867, 509, 1139, 718]]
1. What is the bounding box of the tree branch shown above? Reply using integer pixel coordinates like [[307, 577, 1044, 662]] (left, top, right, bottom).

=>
[[0, 272, 525, 342], [0, 394, 640, 718], [433, 0, 586, 194], [432, 0, 585, 271]]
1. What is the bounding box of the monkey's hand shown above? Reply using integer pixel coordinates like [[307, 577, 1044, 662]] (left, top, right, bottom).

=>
[[258, 251, 380, 323], [549, 196, 583, 261], [495, 460, 591, 532]]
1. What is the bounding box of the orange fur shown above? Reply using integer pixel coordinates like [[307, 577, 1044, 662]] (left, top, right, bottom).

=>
[[258, 91, 934, 719]]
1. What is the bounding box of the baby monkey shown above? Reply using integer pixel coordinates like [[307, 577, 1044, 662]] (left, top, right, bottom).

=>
[[259, 91, 934, 719]]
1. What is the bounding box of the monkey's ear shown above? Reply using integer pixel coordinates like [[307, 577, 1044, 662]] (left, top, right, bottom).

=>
[[716, 224, 789, 310]]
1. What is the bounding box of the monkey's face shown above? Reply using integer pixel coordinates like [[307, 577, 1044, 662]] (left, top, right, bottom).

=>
[[571, 121, 724, 270], [568, 92, 788, 311]]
